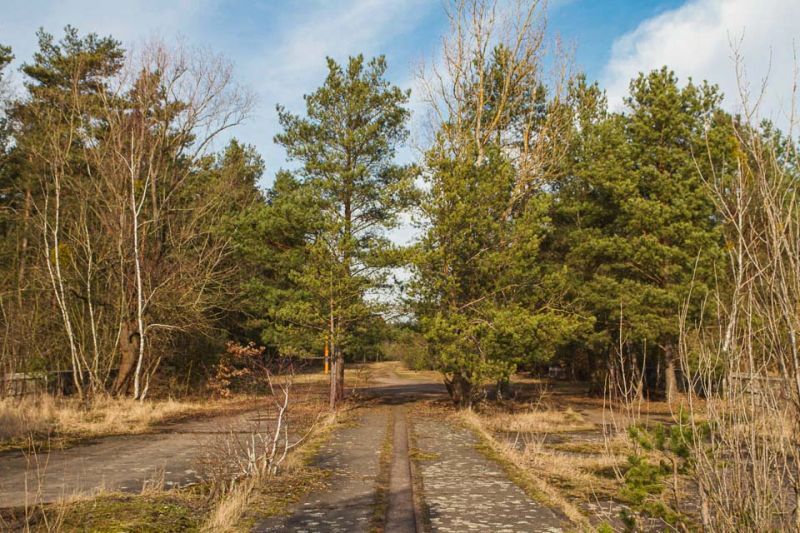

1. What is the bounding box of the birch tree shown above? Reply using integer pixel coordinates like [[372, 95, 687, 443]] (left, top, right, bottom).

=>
[[3, 28, 254, 398], [90, 40, 253, 398]]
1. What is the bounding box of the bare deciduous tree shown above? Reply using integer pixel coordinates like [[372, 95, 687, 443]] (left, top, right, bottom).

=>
[[94, 40, 254, 399], [24, 38, 254, 398], [417, 0, 572, 206], [680, 45, 800, 531]]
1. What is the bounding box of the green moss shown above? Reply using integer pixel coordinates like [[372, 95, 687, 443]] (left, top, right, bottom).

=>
[[54, 493, 202, 532], [244, 466, 331, 527], [408, 448, 440, 461]]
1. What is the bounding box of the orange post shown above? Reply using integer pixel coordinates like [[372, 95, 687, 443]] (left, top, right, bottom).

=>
[[323, 337, 330, 374]]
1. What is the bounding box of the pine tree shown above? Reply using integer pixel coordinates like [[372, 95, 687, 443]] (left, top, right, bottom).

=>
[[274, 55, 413, 408], [230, 169, 320, 354], [412, 37, 583, 407], [555, 68, 736, 399]]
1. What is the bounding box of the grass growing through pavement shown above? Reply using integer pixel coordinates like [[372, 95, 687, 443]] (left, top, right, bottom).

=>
[[457, 409, 593, 530], [3, 373, 341, 532], [408, 448, 440, 461], [370, 408, 394, 533], [456, 380, 700, 531], [12, 422, 337, 533], [407, 417, 433, 533]]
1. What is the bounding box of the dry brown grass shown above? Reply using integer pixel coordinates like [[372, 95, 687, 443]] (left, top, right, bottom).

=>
[[0, 372, 333, 449], [0, 393, 263, 447], [0, 396, 55, 441], [483, 407, 596, 434], [393, 365, 441, 383], [457, 406, 652, 530], [201, 476, 258, 533], [3, 372, 333, 532]]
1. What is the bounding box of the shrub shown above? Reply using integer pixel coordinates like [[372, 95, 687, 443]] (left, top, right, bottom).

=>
[[209, 342, 269, 397]]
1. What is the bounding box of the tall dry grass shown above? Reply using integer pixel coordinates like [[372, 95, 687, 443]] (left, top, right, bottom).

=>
[[482, 407, 595, 434], [0, 394, 257, 444], [0, 396, 57, 441]]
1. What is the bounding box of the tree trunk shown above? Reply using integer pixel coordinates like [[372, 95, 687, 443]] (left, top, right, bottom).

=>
[[336, 350, 345, 403], [330, 343, 339, 411], [329, 353, 337, 410], [664, 343, 678, 403], [131, 187, 146, 400], [329, 349, 345, 410], [495, 376, 511, 400], [445, 373, 473, 409], [114, 321, 139, 395], [16, 186, 32, 307], [328, 298, 340, 410]]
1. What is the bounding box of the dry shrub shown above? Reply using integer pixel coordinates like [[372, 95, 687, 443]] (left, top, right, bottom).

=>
[[200, 357, 322, 531], [201, 414, 333, 533], [209, 342, 271, 398], [479, 408, 623, 494], [677, 49, 800, 531]]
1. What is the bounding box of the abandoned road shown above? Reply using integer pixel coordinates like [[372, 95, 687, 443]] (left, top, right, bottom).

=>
[[0, 364, 566, 532], [0, 407, 272, 508], [256, 364, 566, 532]]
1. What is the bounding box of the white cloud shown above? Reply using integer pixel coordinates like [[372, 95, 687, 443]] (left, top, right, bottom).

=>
[[0, 0, 217, 64], [248, 0, 430, 104], [601, 0, 800, 127], [238, 0, 435, 172], [0, 0, 437, 170]]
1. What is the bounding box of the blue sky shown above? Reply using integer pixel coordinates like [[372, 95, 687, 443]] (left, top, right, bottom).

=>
[[549, 0, 685, 77], [2, 0, 798, 189]]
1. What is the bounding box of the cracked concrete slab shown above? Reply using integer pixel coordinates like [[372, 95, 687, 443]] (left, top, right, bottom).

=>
[[252, 409, 388, 533], [413, 418, 565, 533]]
